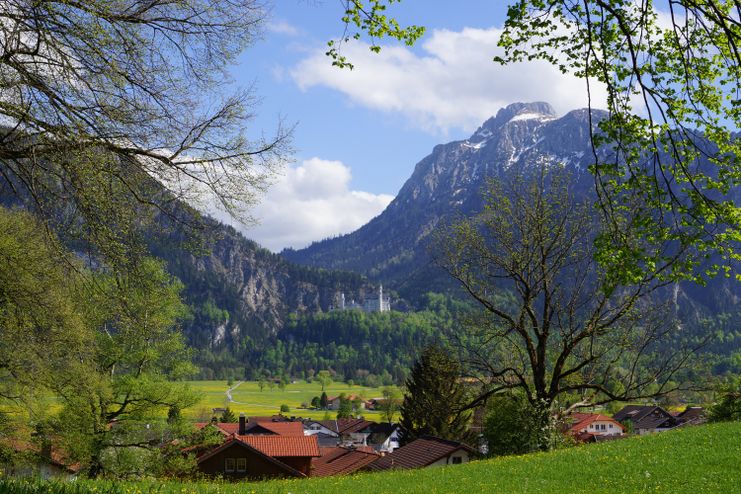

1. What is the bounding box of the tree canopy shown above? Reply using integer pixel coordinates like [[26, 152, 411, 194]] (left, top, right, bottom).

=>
[[0, 207, 198, 477], [0, 0, 291, 253], [434, 169, 704, 448]]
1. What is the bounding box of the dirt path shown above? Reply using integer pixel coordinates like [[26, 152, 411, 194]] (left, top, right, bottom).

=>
[[224, 380, 275, 408], [225, 380, 243, 403]]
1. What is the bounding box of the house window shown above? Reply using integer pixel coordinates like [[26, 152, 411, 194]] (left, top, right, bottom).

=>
[[225, 458, 235, 473], [609, 424, 613, 428], [236, 458, 247, 473], [451, 456, 463, 464], [601, 424, 606, 430]]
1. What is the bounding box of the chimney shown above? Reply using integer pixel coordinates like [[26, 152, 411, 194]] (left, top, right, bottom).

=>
[[239, 413, 246, 435]]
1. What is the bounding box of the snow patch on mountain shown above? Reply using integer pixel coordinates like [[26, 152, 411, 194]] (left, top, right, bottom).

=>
[[461, 139, 488, 150], [509, 112, 556, 122]]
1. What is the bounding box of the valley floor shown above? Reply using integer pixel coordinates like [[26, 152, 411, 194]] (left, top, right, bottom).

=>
[[184, 380, 395, 420], [2, 422, 739, 494]]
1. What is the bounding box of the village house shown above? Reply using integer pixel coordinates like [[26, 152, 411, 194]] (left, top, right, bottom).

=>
[[360, 422, 402, 453], [302, 420, 340, 447], [196, 416, 304, 437], [303, 418, 375, 448], [566, 413, 625, 442], [0, 437, 79, 480], [196, 435, 320, 479], [195, 414, 319, 479], [325, 394, 370, 410], [613, 405, 678, 434], [674, 406, 707, 426], [366, 436, 476, 471]]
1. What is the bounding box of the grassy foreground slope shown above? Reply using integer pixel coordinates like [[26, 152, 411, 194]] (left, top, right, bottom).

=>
[[2, 422, 740, 494]]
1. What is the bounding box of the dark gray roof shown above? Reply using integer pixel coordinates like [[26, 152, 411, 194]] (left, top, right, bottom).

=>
[[677, 407, 706, 424], [613, 405, 677, 430], [613, 405, 653, 422], [361, 423, 399, 435], [367, 436, 475, 471]]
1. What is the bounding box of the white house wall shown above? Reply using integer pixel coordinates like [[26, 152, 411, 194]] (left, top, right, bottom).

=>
[[428, 450, 471, 467]]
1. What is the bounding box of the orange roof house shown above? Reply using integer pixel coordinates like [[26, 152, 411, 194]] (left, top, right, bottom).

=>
[[195, 414, 304, 437], [196, 435, 320, 479], [567, 413, 625, 441], [194, 413, 319, 479]]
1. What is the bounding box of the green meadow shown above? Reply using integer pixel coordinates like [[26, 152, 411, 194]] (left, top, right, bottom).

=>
[[0, 381, 396, 423], [3, 422, 739, 493], [183, 380, 396, 421]]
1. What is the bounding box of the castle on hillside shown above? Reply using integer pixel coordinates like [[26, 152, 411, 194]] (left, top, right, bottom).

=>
[[330, 285, 391, 313]]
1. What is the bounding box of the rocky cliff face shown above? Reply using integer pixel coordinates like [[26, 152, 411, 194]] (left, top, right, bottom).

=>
[[149, 218, 372, 349]]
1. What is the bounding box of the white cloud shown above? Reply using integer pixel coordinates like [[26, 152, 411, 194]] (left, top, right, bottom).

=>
[[292, 27, 608, 134], [217, 158, 393, 252], [266, 20, 300, 36]]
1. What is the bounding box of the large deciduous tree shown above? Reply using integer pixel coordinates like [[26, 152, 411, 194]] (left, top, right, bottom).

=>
[[0, 207, 198, 477], [434, 169, 704, 449], [51, 257, 199, 477], [0, 207, 89, 404], [0, 0, 291, 246]]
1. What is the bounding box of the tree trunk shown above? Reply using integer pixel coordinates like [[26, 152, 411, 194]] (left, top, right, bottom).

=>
[[532, 398, 556, 451]]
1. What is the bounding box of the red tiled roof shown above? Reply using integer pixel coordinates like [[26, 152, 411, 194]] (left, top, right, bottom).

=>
[[253, 422, 305, 436], [236, 435, 321, 457], [569, 414, 624, 433], [369, 436, 476, 471], [571, 412, 594, 422], [312, 446, 380, 477], [353, 445, 377, 454], [195, 422, 236, 435], [0, 437, 81, 473]]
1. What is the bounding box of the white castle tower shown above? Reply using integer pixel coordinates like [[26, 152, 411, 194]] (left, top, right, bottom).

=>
[[331, 285, 390, 313], [363, 284, 390, 312]]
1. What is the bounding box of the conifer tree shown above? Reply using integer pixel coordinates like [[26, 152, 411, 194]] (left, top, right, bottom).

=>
[[220, 407, 237, 423], [399, 346, 472, 445]]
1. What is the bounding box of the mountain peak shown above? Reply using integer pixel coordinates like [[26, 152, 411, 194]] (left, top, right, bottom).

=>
[[470, 102, 557, 143]]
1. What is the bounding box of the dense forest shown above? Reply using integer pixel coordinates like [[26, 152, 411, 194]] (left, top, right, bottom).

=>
[[185, 287, 740, 384], [191, 293, 472, 382]]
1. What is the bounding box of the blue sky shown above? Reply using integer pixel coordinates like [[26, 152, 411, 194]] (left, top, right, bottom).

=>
[[224, 2, 604, 251]]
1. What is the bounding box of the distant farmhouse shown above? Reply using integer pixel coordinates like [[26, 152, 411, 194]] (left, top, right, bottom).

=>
[[330, 285, 390, 313], [613, 405, 678, 435]]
